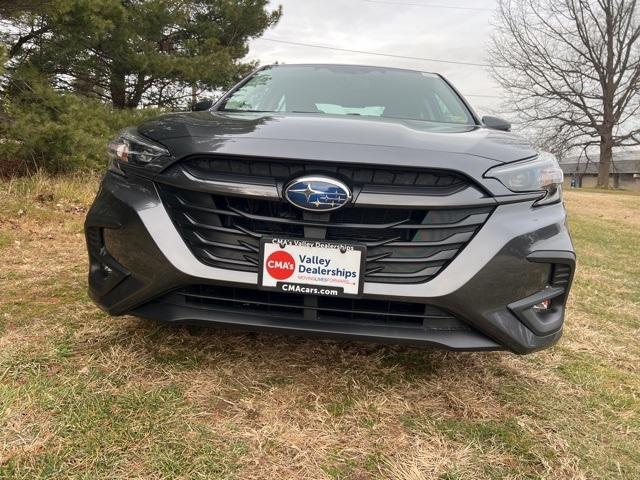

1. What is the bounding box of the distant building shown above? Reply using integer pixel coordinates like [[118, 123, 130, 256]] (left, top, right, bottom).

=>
[[559, 151, 640, 191]]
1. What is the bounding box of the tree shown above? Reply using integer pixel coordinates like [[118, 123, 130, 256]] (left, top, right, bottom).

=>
[[0, 73, 161, 174], [1, 0, 282, 109], [489, 0, 640, 188], [0, 1, 45, 15]]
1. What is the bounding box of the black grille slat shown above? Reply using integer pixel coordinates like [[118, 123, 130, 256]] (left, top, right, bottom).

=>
[[170, 285, 471, 331], [191, 232, 258, 252], [86, 227, 103, 252], [158, 161, 493, 283], [200, 250, 257, 268], [551, 264, 572, 287], [183, 155, 466, 190], [175, 196, 488, 231], [369, 249, 457, 263], [366, 265, 442, 278], [181, 291, 440, 320]]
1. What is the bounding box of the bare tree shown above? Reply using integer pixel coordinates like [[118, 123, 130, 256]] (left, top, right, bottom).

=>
[[489, 0, 640, 188]]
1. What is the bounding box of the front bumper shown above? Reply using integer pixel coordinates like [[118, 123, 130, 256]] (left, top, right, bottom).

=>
[[85, 171, 575, 354]]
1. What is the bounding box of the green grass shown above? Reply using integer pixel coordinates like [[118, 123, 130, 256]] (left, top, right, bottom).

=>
[[0, 178, 639, 479], [571, 186, 640, 196]]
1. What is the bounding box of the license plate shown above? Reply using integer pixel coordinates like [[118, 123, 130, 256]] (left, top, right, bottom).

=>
[[258, 238, 366, 297]]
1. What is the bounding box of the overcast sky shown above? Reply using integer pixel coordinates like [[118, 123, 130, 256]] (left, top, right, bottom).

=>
[[246, 0, 503, 116]]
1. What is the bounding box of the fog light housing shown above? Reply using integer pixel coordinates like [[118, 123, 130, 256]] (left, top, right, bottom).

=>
[[86, 226, 130, 296], [532, 299, 551, 311], [508, 286, 565, 336]]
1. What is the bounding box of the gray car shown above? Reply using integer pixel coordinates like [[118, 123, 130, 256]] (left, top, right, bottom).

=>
[[85, 64, 575, 354]]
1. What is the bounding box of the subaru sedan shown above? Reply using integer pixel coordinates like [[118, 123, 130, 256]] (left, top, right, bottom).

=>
[[85, 64, 575, 354]]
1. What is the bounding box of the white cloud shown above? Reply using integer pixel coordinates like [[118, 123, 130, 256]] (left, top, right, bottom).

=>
[[247, 0, 504, 115]]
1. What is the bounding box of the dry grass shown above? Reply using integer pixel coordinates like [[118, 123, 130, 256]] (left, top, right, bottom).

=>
[[0, 176, 638, 479]]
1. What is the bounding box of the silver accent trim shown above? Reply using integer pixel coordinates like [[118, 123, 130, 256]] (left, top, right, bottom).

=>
[[163, 169, 533, 207], [181, 169, 280, 199]]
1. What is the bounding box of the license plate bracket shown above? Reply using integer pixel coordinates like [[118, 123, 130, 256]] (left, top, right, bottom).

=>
[[258, 238, 366, 298]]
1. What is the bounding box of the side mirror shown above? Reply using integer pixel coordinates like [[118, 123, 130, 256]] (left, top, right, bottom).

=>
[[191, 98, 214, 112], [482, 115, 511, 132]]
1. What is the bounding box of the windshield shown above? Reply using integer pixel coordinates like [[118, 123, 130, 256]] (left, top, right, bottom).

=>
[[219, 65, 475, 125]]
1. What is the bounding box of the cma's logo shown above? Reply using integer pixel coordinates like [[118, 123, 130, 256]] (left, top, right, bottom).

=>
[[284, 176, 352, 212]]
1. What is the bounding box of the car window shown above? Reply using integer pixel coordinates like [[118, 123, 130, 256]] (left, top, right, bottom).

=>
[[220, 65, 474, 125], [432, 92, 469, 124], [223, 73, 274, 111]]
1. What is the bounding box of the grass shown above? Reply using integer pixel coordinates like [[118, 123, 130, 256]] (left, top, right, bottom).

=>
[[0, 174, 639, 479], [569, 186, 640, 196]]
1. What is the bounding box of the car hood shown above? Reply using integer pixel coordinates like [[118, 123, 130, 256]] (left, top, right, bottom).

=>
[[138, 111, 537, 165]]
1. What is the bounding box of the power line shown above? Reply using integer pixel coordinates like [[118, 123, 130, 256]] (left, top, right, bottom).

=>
[[362, 0, 494, 11], [258, 37, 494, 68], [255, 37, 504, 98], [463, 93, 503, 99]]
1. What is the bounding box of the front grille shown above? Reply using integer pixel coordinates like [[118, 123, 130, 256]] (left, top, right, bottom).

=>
[[158, 177, 493, 284], [165, 285, 471, 331], [86, 226, 103, 252], [551, 263, 572, 288], [184, 155, 467, 189]]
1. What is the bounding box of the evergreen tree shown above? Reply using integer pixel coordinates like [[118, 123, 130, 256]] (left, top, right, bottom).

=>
[[1, 0, 282, 109]]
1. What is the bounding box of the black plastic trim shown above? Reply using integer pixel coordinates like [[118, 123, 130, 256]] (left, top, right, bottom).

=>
[[507, 250, 577, 336], [507, 286, 566, 336], [132, 299, 502, 351], [85, 226, 131, 297]]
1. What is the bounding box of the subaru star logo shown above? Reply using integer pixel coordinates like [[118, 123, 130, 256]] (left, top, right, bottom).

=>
[[284, 176, 352, 212]]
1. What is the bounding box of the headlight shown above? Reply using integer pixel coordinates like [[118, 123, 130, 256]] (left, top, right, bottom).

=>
[[485, 152, 564, 206], [107, 128, 170, 174]]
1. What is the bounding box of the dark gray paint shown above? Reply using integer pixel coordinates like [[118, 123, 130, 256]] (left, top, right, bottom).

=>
[[86, 171, 574, 354], [139, 111, 536, 165]]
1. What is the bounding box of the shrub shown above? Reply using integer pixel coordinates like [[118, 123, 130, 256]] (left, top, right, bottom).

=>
[[0, 78, 161, 176]]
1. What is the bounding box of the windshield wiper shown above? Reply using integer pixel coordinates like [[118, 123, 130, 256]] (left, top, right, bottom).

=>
[[292, 110, 363, 116], [220, 109, 276, 113]]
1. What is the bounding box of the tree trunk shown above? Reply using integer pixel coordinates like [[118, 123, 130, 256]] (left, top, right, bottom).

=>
[[596, 134, 613, 188], [110, 72, 127, 109], [126, 74, 147, 109]]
